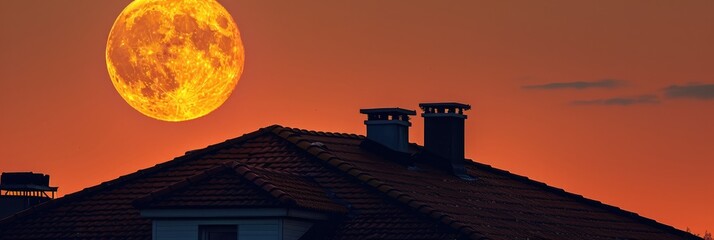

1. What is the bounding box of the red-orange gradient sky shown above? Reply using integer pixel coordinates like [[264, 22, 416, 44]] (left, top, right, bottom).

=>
[[1, 0, 712, 233]]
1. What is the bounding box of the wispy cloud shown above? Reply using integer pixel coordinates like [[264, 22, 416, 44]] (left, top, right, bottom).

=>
[[663, 84, 714, 100], [571, 95, 659, 106], [523, 79, 625, 90]]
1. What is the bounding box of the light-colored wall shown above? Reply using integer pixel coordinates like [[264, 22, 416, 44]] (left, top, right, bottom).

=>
[[153, 219, 281, 240]]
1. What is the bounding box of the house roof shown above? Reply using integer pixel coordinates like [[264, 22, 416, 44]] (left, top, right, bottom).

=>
[[0, 125, 700, 240], [133, 162, 347, 214]]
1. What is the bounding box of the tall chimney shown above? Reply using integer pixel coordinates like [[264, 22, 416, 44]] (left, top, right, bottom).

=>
[[360, 108, 416, 152], [419, 102, 472, 179]]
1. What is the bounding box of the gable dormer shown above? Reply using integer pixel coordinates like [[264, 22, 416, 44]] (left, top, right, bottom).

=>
[[133, 163, 346, 240]]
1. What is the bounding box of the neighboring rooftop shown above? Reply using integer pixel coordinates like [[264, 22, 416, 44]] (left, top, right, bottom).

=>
[[0, 172, 58, 193], [0, 172, 58, 220], [0, 125, 700, 240]]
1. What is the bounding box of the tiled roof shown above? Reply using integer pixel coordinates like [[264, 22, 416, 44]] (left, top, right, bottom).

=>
[[0, 125, 700, 240], [133, 162, 347, 214], [131, 163, 283, 209]]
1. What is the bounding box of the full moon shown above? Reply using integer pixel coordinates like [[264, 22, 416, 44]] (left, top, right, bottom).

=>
[[106, 0, 244, 121]]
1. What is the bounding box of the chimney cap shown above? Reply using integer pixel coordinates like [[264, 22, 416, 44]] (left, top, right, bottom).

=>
[[360, 108, 416, 115], [361, 108, 416, 122], [419, 102, 471, 116], [419, 102, 471, 110]]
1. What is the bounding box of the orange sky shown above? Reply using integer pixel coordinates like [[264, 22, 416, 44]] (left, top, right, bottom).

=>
[[1, 0, 712, 234]]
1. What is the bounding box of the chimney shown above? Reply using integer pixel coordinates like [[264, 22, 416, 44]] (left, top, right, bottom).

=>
[[360, 108, 416, 152], [419, 102, 472, 179]]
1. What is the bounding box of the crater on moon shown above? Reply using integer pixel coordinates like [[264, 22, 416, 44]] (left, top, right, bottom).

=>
[[106, 0, 244, 121]]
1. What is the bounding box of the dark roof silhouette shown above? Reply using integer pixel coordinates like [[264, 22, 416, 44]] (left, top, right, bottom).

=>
[[0, 125, 700, 240]]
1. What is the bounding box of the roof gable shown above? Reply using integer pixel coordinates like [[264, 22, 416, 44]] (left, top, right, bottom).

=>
[[132, 164, 283, 209], [133, 162, 347, 214]]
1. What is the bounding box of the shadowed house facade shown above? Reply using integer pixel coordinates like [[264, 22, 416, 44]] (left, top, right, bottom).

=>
[[0, 103, 701, 240]]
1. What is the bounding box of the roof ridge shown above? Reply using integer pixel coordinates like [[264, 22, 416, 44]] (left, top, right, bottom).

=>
[[231, 162, 348, 214], [280, 126, 364, 139], [232, 162, 298, 206], [132, 164, 233, 208], [270, 126, 488, 240], [464, 160, 700, 239], [239, 163, 301, 176], [0, 125, 281, 225]]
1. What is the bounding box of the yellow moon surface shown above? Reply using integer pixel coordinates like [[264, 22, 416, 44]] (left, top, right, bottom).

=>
[[106, 0, 244, 121]]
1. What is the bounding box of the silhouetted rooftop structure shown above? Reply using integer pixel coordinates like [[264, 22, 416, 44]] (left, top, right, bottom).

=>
[[1, 172, 57, 194], [0, 104, 700, 239], [0, 172, 57, 220]]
